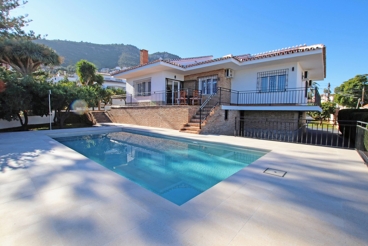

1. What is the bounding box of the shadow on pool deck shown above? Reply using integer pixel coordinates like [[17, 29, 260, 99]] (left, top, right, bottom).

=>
[[0, 128, 367, 245]]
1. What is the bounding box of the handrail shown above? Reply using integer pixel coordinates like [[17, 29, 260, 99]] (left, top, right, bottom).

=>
[[217, 86, 320, 106], [125, 86, 319, 107], [217, 86, 308, 93], [199, 94, 217, 129]]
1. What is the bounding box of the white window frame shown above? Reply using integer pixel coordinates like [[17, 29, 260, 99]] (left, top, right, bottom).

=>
[[134, 78, 151, 96], [257, 69, 288, 92], [198, 75, 218, 95]]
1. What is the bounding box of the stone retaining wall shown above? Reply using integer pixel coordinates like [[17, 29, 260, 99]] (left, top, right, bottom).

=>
[[108, 106, 199, 130], [200, 107, 240, 135]]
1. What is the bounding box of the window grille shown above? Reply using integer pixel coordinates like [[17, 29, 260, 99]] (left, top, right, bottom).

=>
[[257, 69, 289, 92]]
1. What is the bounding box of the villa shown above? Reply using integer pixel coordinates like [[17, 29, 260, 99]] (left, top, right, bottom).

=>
[[2, 44, 368, 246], [110, 44, 325, 135]]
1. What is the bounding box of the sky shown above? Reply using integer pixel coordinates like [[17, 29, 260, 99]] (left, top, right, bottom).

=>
[[12, 0, 368, 91]]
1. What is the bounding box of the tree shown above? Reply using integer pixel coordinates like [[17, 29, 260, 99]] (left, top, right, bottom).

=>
[[51, 80, 79, 128], [0, 39, 61, 76], [334, 75, 368, 108], [0, 69, 49, 130], [0, 0, 40, 40], [98, 87, 114, 105], [51, 80, 101, 128], [308, 101, 336, 120], [76, 59, 102, 86]]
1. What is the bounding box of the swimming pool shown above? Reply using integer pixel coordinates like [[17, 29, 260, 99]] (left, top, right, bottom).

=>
[[54, 130, 268, 205]]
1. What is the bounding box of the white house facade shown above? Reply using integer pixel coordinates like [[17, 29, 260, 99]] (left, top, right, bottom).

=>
[[111, 45, 326, 134]]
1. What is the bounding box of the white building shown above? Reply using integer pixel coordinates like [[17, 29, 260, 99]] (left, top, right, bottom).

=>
[[110, 45, 326, 134], [49, 73, 126, 90]]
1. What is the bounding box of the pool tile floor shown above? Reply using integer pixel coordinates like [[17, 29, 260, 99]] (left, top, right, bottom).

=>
[[0, 124, 367, 246]]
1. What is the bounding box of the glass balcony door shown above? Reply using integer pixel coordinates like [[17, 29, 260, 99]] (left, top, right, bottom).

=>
[[166, 79, 181, 105]]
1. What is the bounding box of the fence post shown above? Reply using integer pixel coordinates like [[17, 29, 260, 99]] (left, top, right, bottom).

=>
[[234, 117, 237, 136], [237, 91, 239, 105], [187, 88, 189, 105]]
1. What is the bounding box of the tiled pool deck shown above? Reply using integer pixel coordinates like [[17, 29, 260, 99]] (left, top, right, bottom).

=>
[[0, 124, 367, 246]]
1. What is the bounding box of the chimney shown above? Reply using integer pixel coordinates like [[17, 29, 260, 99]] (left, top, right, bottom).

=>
[[140, 49, 148, 65]]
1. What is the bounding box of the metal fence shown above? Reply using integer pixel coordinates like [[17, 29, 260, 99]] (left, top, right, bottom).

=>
[[235, 118, 357, 149], [124, 88, 203, 106], [218, 87, 321, 106], [355, 121, 368, 163]]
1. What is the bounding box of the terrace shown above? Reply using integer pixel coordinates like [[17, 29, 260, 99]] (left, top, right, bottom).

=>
[[122, 86, 321, 107], [0, 124, 367, 245]]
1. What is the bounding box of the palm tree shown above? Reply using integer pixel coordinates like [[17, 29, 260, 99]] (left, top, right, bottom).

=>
[[0, 39, 61, 76]]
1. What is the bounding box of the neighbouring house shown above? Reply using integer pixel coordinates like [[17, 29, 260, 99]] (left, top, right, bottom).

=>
[[110, 44, 325, 135], [98, 73, 126, 90], [50, 73, 126, 90], [321, 93, 334, 103]]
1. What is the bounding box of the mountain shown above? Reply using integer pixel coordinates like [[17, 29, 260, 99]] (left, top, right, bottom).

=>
[[34, 39, 181, 69]]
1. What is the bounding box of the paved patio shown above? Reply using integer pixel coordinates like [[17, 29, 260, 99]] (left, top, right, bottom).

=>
[[0, 124, 367, 246]]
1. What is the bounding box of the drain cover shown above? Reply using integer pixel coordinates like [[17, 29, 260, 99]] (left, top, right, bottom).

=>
[[264, 168, 287, 177]]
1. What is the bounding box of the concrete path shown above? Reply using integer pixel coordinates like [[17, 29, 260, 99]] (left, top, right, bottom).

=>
[[0, 124, 367, 246]]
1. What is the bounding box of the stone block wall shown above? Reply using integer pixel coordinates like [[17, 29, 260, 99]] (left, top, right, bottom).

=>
[[241, 111, 300, 129], [108, 106, 199, 130], [239, 111, 302, 140], [200, 106, 240, 135], [184, 69, 232, 104]]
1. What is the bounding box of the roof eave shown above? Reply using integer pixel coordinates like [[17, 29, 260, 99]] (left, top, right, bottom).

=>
[[113, 61, 185, 78]]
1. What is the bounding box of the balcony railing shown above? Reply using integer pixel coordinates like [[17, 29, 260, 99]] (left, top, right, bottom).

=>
[[124, 88, 203, 106], [122, 86, 320, 107], [218, 87, 321, 106]]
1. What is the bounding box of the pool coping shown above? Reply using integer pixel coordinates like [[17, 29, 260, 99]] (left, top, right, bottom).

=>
[[1, 123, 367, 245]]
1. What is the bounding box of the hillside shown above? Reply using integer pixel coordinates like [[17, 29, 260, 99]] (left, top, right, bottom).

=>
[[34, 39, 181, 69]]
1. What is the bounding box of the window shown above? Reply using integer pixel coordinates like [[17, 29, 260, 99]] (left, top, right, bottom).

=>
[[198, 75, 218, 95], [134, 79, 151, 96], [257, 69, 288, 92]]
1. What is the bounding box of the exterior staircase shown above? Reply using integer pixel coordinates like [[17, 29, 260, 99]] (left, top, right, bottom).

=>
[[180, 95, 218, 134], [91, 111, 112, 124]]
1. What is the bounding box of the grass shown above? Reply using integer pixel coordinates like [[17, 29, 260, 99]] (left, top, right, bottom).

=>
[[307, 120, 338, 131]]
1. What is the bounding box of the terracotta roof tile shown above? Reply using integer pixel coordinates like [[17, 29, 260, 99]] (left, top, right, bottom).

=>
[[111, 44, 325, 76], [168, 55, 213, 61], [235, 44, 325, 62], [111, 59, 162, 75]]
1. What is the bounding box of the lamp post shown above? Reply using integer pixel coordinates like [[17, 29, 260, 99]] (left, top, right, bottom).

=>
[[48, 90, 52, 130]]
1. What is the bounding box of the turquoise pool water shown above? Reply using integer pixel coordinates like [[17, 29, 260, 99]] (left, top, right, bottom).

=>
[[54, 130, 268, 205]]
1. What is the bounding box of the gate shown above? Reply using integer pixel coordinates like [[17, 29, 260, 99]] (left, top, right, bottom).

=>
[[235, 118, 357, 149]]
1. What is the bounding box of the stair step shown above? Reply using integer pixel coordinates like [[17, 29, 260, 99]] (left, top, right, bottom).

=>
[[192, 115, 207, 119], [183, 122, 201, 127], [92, 112, 112, 123], [181, 126, 200, 131]]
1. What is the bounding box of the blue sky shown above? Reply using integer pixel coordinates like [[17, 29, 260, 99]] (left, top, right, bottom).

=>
[[13, 0, 368, 91]]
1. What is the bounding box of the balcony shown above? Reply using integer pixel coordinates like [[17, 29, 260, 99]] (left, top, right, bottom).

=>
[[122, 86, 320, 108], [218, 87, 321, 106], [125, 88, 203, 106]]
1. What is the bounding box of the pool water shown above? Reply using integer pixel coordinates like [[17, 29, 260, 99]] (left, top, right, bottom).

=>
[[54, 130, 268, 205]]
